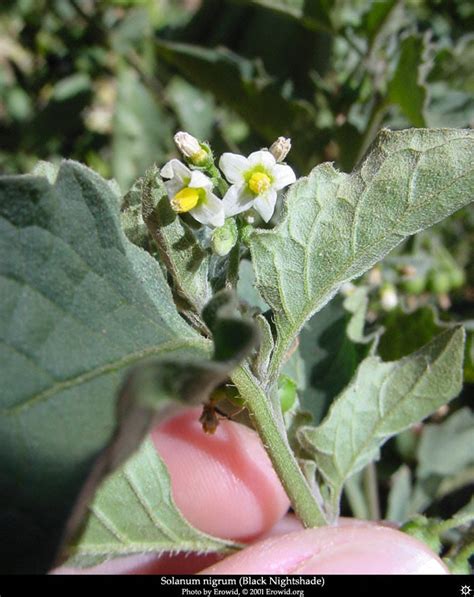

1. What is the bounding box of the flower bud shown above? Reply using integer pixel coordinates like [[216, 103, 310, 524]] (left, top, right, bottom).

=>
[[269, 137, 291, 162], [278, 375, 297, 413], [380, 283, 398, 310], [211, 218, 238, 256], [174, 131, 208, 165]]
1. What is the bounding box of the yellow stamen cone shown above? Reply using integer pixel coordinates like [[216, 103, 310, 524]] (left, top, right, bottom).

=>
[[248, 172, 271, 195], [171, 187, 200, 213]]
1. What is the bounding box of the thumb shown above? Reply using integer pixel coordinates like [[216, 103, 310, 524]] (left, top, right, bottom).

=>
[[200, 523, 449, 574]]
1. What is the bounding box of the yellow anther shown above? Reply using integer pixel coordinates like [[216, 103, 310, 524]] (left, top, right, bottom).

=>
[[248, 172, 271, 195], [171, 187, 200, 213]]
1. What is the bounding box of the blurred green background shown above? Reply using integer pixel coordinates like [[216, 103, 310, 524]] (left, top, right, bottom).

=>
[[1, 0, 473, 191]]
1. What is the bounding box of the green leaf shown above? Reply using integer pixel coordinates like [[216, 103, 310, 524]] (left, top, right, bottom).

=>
[[237, 259, 269, 313], [250, 128, 474, 384], [359, 0, 398, 45], [465, 327, 474, 382], [166, 76, 215, 140], [417, 407, 474, 479], [31, 160, 60, 184], [298, 327, 465, 517], [155, 40, 318, 168], [0, 161, 230, 573], [232, 0, 334, 32], [388, 34, 431, 127], [297, 295, 369, 423], [377, 305, 445, 361], [427, 36, 474, 129], [66, 438, 238, 567], [65, 291, 257, 566], [141, 165, 213, 318], [120, 176, 151, 250], [112, 68, 172, 191]]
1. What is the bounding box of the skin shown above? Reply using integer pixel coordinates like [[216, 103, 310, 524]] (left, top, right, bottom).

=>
[[55, 407, 448, 575]]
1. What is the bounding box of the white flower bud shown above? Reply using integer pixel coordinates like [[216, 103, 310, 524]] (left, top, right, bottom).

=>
[[381, 285, 398, 310], [340, 282, 356, 297], [174, 131, 207, 164], [269, 137, 291, 162]]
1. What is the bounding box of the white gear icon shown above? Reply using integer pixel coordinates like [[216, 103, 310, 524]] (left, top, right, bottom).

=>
[[460, 586, 471, 596]]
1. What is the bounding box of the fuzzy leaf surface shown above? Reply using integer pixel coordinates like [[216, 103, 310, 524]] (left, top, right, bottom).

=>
[[0, 161, 217, 573], [250, 128, 474, 381], [299, 327, 465, 515], [66, 439, 237, 567]]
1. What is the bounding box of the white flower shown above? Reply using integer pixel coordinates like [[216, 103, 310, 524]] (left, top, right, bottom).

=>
[[219, 150, 296, 222], [160, 159, 224, 228]]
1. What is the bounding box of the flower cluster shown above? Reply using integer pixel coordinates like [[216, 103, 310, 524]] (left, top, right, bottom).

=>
[[160, 132, 296, 229]]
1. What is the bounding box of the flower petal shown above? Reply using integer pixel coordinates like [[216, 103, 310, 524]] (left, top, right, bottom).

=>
[[248, 150, 276, 170], [222, 184, 255, 217], [164, 178, 183, 198], [272, 164, 296, 190], [219, 153, 249, 184], [189, 170, 213, 190], [191, 191, 225, 228], [253, 189, 278, 223], [160, 159, 190, 183]]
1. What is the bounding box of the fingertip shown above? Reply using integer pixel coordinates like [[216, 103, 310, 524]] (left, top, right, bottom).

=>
[[200, 524, 449, 575], [151, 407, 290, 541]]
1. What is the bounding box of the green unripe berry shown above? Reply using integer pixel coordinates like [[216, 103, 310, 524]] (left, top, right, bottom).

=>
[[401, 275, 427, 295], [211, 218, 238, 256], [278, 375, 297, 413], [427, 271, 451, 294], [448, 268, 465, 289]]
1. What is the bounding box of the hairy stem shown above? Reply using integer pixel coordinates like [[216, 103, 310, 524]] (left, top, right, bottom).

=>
[[231, 365, 327, 527], [363, 462, 381, 521], [344, 475, 370, 519], [354, 97, 388, 166], [226, 242, 241, 289]]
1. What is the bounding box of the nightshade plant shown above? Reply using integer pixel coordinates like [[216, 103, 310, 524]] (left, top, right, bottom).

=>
[[0, 127, 473, 574]]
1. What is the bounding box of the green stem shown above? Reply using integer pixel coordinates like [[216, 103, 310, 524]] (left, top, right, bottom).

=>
[[208, 164, 229, 196], [453, 538, 474, 564], [363, 462, 381, 521], [226, 241, 241, 289], [344, 475, 370, 520], [435, 515, 474, 535], [354, 97, 388, 166], [231, 366, 327, 528]]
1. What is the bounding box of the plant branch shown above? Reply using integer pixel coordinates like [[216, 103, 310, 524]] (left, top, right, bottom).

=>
[[354, 96, 388, 166], [231, 365, 327, 528], [363, 462, 381, 521], [344, 475, 370, 519]]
